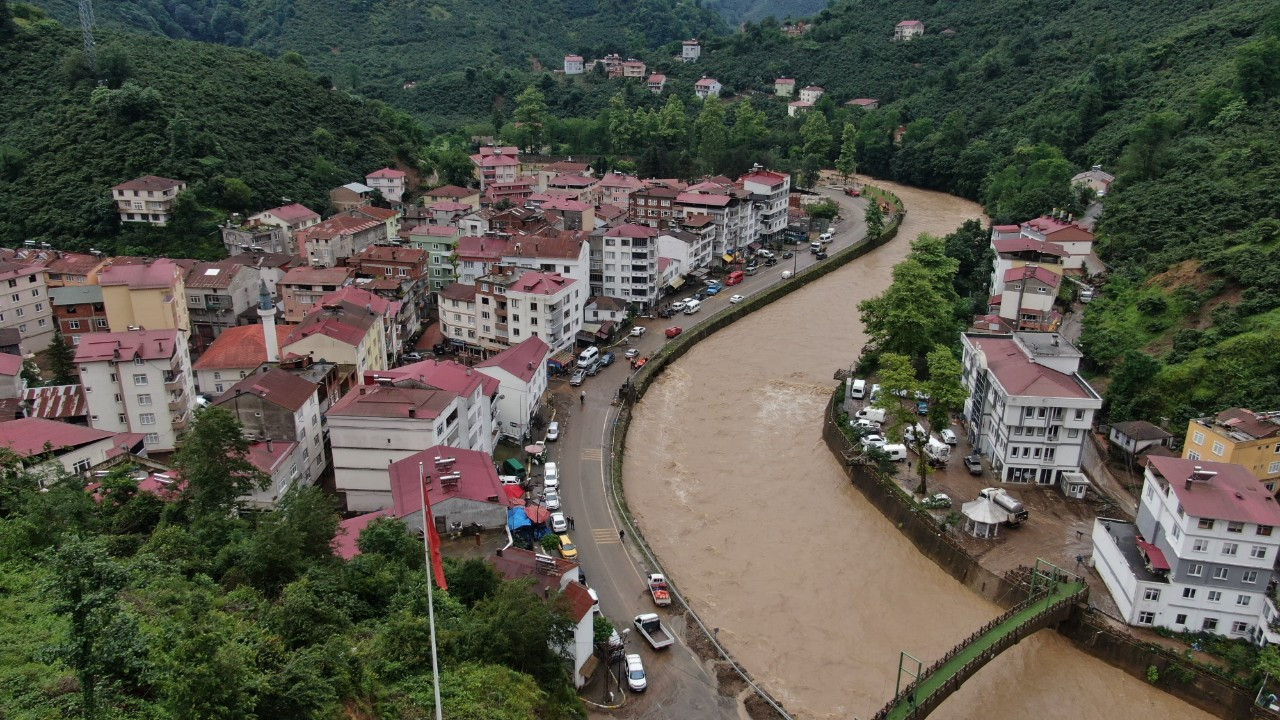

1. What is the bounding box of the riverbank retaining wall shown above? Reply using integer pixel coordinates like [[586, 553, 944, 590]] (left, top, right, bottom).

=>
[[821, 391, 1271, 720]]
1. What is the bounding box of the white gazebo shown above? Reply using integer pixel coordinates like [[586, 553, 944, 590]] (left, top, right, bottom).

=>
[[961, 497, 1005, 539]]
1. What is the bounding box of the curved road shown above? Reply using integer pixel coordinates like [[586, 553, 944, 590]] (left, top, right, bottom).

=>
[[547, 188, 869, 718]]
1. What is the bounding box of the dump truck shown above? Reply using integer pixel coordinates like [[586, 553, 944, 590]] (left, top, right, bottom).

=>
[[634, 613, 674, 650], [979, 487, 1030, 527], [648, 573, 672, 607]]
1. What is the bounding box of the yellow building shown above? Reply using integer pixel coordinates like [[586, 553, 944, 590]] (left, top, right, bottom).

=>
[[281, 299, 388, 379], [98, 259, 191, 334], [1183, 408, 1280, 491]]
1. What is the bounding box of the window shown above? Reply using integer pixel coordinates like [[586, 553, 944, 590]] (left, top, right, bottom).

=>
[[1068, 428, 1080, 438], [214, 383, 223, 393], [1024, 407, 1034, 418], [1193, 431, 1205, 445], [1237, 595, 1252, 607], [1202, 618, 1218, 632], [144, 433, 159, 445], [1188, 563, 1204, 577], [137, 394, 152, 406], [1232, 621, 1249, 634], [1074, 409, 1085, 420], [1208, 591, 1222, 602], [96, 319, 107, 328], [133, 357, 144, 366], [1244, 570, 1259, 584], [1198, 518, 1215, 530], [1175, 614, 1188, 625], [1227, 521, 1244, 533], [1223, 542, 1238, 556], [1143, 588, 1161, 601], [1212, 441, 1225, 456], [213, 372, 221, 380], [14, 307, 22, 317], [1182, 588, 1197, 599], [1176, 503, 1185, 518], [1269, 462, 1280, 475], [1188, 451, 1201, 460], [68, 320, 80, 330], [1138, 611, 1155, 625], [139, 413, 156, 425], [1172, 525, 1181, 539], [1213, 567, 1229, 581], [132, 374, 148, 386], [1252, 546, 1267, 559], [72, 458, 92, 474], [117, 413, 126, 424], [1259, 525, 1274, 537], [1193, 539, 1209, 552]]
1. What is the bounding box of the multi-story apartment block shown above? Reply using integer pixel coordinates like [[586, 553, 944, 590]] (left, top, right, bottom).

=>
[[0, 249, 109, 288], [438, 283, 479, 353], [278, 266, 355, 323], [98, 258, 191, 334], [1184, 409, 1280, 491], [214, 368, 327, 507], [475, 336, 550, 442], [501, 271, 582, 355], [594, 224, 660, 309], [628, 183, 682, 225], [407, 226, 460, 293], [221, 223, 293, 257], [596, 172, 645, 207], [365, 358, 500, 454], [329, 183, 372, 212], [295, 215, 388, 268], [365, 168, 407, 204], [455, 235, 508, 285], [740, 168, 791, 244], [1093, 457, 1280, 645], [961, 331, 1102, 486], [989, 265, 1062, 332], [681, 39, 701, 62], [110, 175, 187, 225], [50, 285, 109, 344], [0, 260, 54, 354], [658, 228, 713, 278], [422, 184, 481, 210], [75, 329, 196, 452], [503, 230, 591, 290], [469, 146, 521, 191], [676, 189, 752, 258], [621, 60, 646, 78], [328, 384, 465, 511], [185, 260, 260, 352], [281, 298, 389, 378]]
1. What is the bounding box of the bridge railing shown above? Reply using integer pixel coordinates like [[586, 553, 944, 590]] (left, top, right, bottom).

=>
[[872, 581, 1087, 720]]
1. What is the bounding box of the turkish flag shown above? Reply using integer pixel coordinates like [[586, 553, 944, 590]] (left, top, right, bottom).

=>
[[422, 476, 449, 591]]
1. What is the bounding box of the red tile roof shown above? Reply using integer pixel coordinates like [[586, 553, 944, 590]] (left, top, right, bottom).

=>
[[410, 224, 461, 237], [1003, 266, 1062, 288], [367, 167, 406, 179], [505, 231, 585, 260], [695, 78, 719, 87], [351, 246, 429, 264], [648, 74, 666, 83], [489, 546, 579, 596], [46, 252, 105, 276], [246, 440, 297, 474], [477, 336, 550, 383], [295, 215, 383, 244], [1023, 216, 1095, 241], [425, 185, 475, 199], [475, 154, 520, 168], [0, 352, 21, 377], [389, 445, 504, 516], [333, 509, 391, 559], [740, 169, 789, 186], [456, 235, 509, 260], [98, 259, 181, 289], [562, 581, 595, 622], [564, 55, 583, 62], [0, 417, 116, 457], [1212, 408, 1280, 440], [111, 175, 184, 192], [993, 237, 1067, 256], [366, 358, 499, 397], [966, 335, 1093, 399], [194, 325, 292, 370], [328, 385, 456, 419], [426, 201, 472, 213], [74, 330, 182, 363], [599, 173, 644, 190], [993, 224, 1021, 232], [185, 260, 245, 289], [775, 77, 795, 84], [439, 282, 478, 302], [280, 266, 355, 287], [321, 285, 394, 315], [348, 206, 399, 222], [847, 98, 879, 106], [897, 20, 924, 27], [542, 198, 592, 212], [1148, 457, 1280, 525], [509, 272, 575, 296], [258, 203, 320, 225], [607, 223, 660, 238], [21, 385, 87, 420], [547, 174, 595, 188], [216, 368, 317, 412], [284, 301, 379, 348], [676, 192, 732, 207]]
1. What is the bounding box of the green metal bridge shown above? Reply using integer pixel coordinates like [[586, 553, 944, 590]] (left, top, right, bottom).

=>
[[874, 561, 1089, 720]]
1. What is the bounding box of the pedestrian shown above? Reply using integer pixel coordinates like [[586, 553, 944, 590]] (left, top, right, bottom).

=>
[[580, 391, 585, 405], [619, 529, 625, 541], [569, 516, 575, 529]]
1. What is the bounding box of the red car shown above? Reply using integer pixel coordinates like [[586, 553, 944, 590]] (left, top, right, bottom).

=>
[[844, 187, 861, 197], [665, 326, 683, 338]]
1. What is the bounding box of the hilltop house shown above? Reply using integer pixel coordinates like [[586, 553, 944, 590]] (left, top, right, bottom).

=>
[[894, 20, 924, 40], [365, 168, 407, 204], [111, 175, 187, 225], [1109, 420, 1176, 459], [774, 78, 795, 97], [563, 55, 584, 75], [329, 182, 373, 212], [694, 77, 722, 99], [647, 74, 667, 94], [682, 39, 700, 62], [799, 85, 824, 104], [1072, 165, 1116, 197]]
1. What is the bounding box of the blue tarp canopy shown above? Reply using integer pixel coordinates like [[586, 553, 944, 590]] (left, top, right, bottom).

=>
[[507, 507, 532, 531]]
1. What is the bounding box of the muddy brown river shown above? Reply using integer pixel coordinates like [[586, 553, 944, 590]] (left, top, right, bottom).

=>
[[624, 179, 1210, 719]]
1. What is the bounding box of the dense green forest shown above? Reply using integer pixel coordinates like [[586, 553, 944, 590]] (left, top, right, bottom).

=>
[[703, 0, 828, 24], [0, 407, 587, 719], [0, 7, 428, 257], [26, 0, 726, 127]]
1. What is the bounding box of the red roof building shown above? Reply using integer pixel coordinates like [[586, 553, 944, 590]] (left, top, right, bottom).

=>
[[1147, 457, 1280, 526]]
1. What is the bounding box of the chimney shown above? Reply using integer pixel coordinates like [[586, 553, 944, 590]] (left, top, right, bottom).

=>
[[266, 439, 274, 452]]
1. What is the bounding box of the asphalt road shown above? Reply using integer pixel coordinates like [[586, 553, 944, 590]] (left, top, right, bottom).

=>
[[544, 187, 870, 718]]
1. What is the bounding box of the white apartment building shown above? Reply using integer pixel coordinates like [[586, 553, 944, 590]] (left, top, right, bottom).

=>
[[798, 85, 825, 104], [327, 385, 465, 512], [110, 175, 187, 225], [682, 39, 701, 62], [469, 270, 582, 356], [694, 77, 722, 99], [75, 329, 197, 453], [657, 229, 712, 278], [1093, 457, 1280, 645], [365, 358, 501, 455], [564, 55, 584, 75], [365, 168, 407, 203], [0, 260, 54, 354], [740, 168, 791, 244], [596, 224, 660, 309], [961, 332, 1102, 486], [476, 336, 550, 442], [438, 283, 479, 352], [503, 231, 591, 291]]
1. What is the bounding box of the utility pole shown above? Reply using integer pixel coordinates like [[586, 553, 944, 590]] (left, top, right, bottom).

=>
[[78, 0, 97, 74], [417, 462, 445, 720]]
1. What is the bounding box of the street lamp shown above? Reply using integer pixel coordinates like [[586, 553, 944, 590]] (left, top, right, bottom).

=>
[[417, 462, 445, 720]]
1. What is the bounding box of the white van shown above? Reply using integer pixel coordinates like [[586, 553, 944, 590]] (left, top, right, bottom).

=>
[[856, 407, 886, 424], [902, 423, 927, 444], [683, 299, 702, 315], [577, 347, 599, 368], [849, 378, 866, 399], [881, 444, 908, 462]]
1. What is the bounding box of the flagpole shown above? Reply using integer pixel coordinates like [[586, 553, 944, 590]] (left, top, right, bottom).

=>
[[418, 461, 444, 720]]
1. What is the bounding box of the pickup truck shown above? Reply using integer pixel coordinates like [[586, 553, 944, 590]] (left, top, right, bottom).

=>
[[634, 613, 674, 650], [648, 573, 672, 607], [964, 454, 983, 475]]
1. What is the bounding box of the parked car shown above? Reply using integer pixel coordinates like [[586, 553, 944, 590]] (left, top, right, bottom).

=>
[[757, 249, 776, 259], [705, 282, 723, 295], [544, 489, 561, 510], [815, 250, 828, 260], [922, 493, 952, 509], [861, 434, 886, 450], [401, 351, 425, 363], [586, 360, 604, 376], [550, 512, 568, 533], [570, 369, 587, 386], [964, 454, 984, 475], [783, 250, 794, 259], [729, 294, 745, 304], [631, 326, 647, 337], [546, 421, 560, 442], [600, 351, 615, 367], [916, 401, 930, 415], [625, 348, 640, 359], [870, 383, 882, 402], [665, 326, 683, 338], [626, 654, 647, 692], [557, 533, 577, 560], [764, 256, 778, 266], [670, 299, 688, 312], [940, 429, 957, 446]]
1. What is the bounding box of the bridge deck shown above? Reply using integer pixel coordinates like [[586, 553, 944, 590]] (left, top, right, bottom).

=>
[[885, 580, 1086, 720]]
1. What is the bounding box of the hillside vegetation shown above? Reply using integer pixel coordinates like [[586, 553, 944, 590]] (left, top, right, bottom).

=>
[[0, 9, 426, 257]]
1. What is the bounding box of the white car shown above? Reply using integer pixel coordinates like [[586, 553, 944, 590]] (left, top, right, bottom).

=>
[[625, 348, 640, 359], [631, 326, 646, 337], [626, 654, 647, 692], [546, 421, 560, 442], [544, 489, 561, 510], [544, 462, 560, 490], [729, 294, 745, 304], [550, 512, 568, 533], [670, 299, 689, 312], [861, 434, 886, 450], [940, 429, 958, 446], [870, 383, 882, 402]]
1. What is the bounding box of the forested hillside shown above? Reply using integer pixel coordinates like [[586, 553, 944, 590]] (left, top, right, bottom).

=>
[[703, 0, 827, 24], [0, 7, 426, 257], [27, 0, 725, 126]]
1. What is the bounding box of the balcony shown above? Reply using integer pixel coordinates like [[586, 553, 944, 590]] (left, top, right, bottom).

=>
[[163, 373, 184, 392], [171, 412, 190, 432], [168, 394, 186, 412]]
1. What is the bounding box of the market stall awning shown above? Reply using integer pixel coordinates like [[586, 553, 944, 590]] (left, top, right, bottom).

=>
[[1136, 539, 1170, 570], [722, 254, 735, 263], [547, 349, 576, 369], [524, 504, 550, 524], [748, 241, 762, 250], [503, 484, 525, 501], [667, 276, 685, 289]]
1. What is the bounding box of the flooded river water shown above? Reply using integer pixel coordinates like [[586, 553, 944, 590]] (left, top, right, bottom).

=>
[[623, 179, 1211, 719]]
